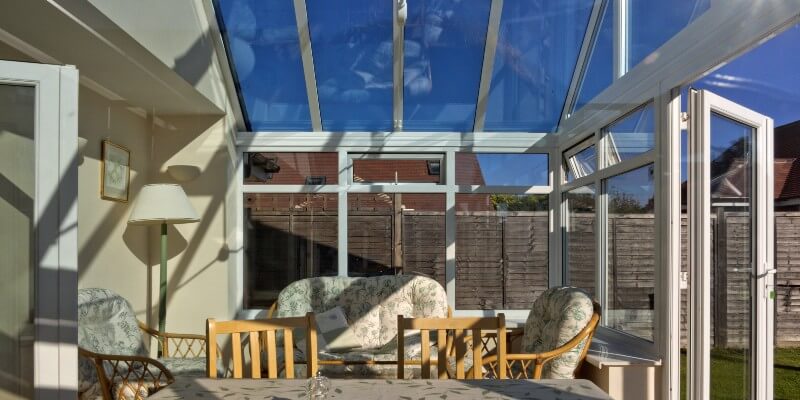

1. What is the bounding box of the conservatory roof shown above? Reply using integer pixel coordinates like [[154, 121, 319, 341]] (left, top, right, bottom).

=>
[[213, 0, 708, 133]]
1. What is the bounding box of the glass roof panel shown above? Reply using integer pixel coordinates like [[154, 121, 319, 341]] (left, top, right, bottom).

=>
[[573, 0, 710, 114], [215, 0, 312, 131], [402, 0, 490, 132], [628, 0, 710, 70], [484, 0, 594, 132], [573, 0, 613, 113], [306, 0, 393, 131]]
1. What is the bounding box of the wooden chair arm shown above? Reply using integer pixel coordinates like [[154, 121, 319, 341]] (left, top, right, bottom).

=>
[[138, 321, 207, 358], [79, 347, 175, 400]]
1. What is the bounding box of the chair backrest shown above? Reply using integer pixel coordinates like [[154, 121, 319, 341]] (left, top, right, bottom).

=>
[[206, 313, 317, 379], [397, 314, 506, 380], [522, 287, 599, 379], [78, 288, 147, 356]]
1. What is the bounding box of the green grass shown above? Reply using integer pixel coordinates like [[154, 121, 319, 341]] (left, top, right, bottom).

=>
[[679, 347, 800, 400]]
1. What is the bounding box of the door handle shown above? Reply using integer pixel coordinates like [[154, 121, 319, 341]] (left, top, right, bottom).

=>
[[756, 268, 777, 279]]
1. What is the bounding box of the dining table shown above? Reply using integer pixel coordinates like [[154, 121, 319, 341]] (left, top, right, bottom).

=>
[[149, 377, 612, 399]]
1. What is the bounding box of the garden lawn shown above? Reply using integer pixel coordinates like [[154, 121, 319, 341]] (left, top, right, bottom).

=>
[[680, 347, 800, 399]]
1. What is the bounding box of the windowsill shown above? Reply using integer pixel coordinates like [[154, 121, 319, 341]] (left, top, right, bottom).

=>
[[585, 327, 662, 368]]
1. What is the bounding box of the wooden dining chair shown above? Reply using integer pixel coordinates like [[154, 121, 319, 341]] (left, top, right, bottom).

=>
[[206, 313, 317, 379], [397, 314, 506, 379]]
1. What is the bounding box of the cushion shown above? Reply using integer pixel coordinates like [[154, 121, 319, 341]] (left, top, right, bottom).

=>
[[297, 306, 361, 353], [78, 288, 148, 394], [522, 286, 595, 379]]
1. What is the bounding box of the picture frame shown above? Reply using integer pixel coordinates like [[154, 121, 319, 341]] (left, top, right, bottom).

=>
[[101, 140, 131, 202]]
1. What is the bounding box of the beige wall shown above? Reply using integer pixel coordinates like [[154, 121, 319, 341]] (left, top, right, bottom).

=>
[[75, 88, 155, 324], [146, 114, 235, 335], [0, 5, 239, 336]]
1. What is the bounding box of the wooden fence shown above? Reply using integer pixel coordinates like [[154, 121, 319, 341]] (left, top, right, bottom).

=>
[[246, 205, 800, 347]]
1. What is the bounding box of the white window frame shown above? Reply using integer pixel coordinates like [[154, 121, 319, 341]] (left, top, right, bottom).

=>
[[235, 133, 555, 321], [560, 94, 660, 356]]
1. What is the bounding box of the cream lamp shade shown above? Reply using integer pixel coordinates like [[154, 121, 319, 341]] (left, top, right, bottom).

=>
[[128, 184, 199, 225]]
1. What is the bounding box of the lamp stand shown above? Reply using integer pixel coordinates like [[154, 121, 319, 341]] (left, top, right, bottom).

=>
[[158, 222, 168, 356]]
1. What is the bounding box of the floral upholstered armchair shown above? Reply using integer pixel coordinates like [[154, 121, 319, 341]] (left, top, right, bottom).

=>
[[481, 286, 601, 379], [78, 288, 207, 400]]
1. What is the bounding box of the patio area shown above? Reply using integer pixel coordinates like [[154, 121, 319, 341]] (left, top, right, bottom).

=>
[[1, 0, 800, 399]]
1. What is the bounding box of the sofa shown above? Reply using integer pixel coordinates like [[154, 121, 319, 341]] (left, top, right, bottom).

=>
[[269, 275, 450, 377]]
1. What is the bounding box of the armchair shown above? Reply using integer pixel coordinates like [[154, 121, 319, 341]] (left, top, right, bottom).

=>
[[78, 288, 207, 400], [481, 287, 600, 379]]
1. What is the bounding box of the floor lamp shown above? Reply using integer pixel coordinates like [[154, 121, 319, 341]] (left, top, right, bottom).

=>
[[128, 184, 199, 344]]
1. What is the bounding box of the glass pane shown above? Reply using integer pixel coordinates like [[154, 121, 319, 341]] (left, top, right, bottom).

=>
[[628, 0, 710, 70], [306, 0, 393, 131], [456, 153, 548, 186], [573, 0, 612, 113], [605, 103, 655, 165], [352, 157, 443, 184], [244, 152, 338, 185], [0, 84, 35, 397], [574, 0, 710, 113], [605, 164, 655, 341], [456, 194, 548, 309], [215, 0, 312, 130], [403, 0, 490, 131], [708, 113, 753, 399], [484, 0, 595, 132], [348, 194, 445, 278], [566, 144, 597, 182], [244, 193, 338, 307], [565, 185, 596, 298]]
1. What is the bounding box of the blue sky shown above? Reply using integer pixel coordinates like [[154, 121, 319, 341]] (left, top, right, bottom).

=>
[[681, 23, 800, 181]]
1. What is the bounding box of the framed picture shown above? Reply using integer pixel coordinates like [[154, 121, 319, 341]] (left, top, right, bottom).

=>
[[101, 140, 131, 202]]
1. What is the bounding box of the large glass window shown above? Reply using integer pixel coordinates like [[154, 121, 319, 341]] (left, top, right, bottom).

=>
[[215, 0, 312, 130], [348, 193, 445, 279], [484, 0, 594, 132], [456, 153, 549, 186], [244, 193, 338, 308], [456, 194, 548, 309], [605, 164, 655, 341], [0, 84, 35, 397], [403, 0, 490, 131], [604, 103, 655, 165], [565, 185, 596, 297], [306, 0, 393, 131]]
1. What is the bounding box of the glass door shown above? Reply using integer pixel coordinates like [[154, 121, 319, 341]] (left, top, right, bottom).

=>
[[0, 60, 78, 398], [687, 89, 774, 400]]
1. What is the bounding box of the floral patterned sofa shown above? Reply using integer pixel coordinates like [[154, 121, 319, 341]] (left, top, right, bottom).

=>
[[78, 288, 207, 399], [270, 275, 450, 378]]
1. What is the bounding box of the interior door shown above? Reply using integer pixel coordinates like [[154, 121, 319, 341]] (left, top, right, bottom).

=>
[[687, 89, 774, 400], [0, 60, 78, 399]]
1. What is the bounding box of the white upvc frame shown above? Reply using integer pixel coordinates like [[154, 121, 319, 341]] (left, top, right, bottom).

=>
[[0, 60, 79, 399], [688, 89, 774, 400], [559, 93, 660, 356], [236, 138, 554, 321]]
